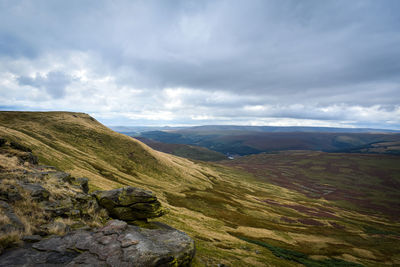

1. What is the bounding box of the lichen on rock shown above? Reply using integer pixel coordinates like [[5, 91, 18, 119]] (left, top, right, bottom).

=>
[[93, 186, 167, 222]]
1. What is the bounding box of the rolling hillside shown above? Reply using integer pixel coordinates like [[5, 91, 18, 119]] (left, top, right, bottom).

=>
[[0, 112, 214, 192], [1, 111, 399, 266], [137, 130, 400, 156]]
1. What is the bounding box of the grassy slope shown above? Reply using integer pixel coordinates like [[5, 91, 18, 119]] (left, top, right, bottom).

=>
[[0, 112, 214, 192], [136, 137, 227, 161], [1, 111, 399, 266], [219, 152, 400, 266]]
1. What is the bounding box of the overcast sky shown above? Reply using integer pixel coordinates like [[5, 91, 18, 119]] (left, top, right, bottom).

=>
[[1, 0, 400, 129]]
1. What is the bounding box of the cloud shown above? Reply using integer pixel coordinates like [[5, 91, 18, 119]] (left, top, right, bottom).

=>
[[0, 0, 399, 128], [17, 71, 73, 98]]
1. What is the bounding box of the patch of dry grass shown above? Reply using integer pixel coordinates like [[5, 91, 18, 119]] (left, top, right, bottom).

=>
[[85, 203, 109, 228], [47, 222, 67, 236], [13, 194, 45, 235], [0, 230, 21, 252], [0, 213, 11, 225], [0, 154, 24, 171]]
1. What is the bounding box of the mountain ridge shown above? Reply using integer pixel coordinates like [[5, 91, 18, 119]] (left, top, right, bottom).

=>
[[111, 124, 400, 134]]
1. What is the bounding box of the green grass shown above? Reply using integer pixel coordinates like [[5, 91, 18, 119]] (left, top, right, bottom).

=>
[[236, 236, 364, 267], [363, 226, 399, 236]]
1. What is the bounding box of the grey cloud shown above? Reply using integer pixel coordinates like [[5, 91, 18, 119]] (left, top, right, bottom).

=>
[[0, 32, 37, 58], [17, 71, 73, 98], [1, 0, 400, 128], [3, 0, 400, 97]]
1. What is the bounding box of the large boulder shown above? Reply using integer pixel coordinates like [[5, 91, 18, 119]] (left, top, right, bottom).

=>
[[93, 187, 166, 222], [0, 220, 195, 266]]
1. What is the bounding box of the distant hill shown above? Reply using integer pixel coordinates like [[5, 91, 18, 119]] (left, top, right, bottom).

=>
[[109, 125, 185, 136], [135, 129, 400, 156], [181, 125, 399, 133], [111, 125, 399, 134]]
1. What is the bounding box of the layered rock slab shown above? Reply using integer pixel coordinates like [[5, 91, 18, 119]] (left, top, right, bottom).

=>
[[0, 220, 195, 266], [93, 187, 166, 221]]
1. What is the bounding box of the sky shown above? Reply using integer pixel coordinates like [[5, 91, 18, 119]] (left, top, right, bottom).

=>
[[1, 0, 400, 129]]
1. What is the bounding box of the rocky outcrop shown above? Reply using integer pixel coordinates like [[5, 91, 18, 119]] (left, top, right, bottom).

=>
[[0, 140, 195, 266], [93, 186, 166, 222], [20, 183, 50, 202], [0, 140, 109, 255], [0, 220, 195, 267]]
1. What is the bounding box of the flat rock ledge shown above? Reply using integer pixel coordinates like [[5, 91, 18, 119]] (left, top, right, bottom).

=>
[[0, 220, 195, 267]]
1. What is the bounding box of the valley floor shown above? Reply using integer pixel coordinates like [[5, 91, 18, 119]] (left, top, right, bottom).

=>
[[159, 151, 400, 266]]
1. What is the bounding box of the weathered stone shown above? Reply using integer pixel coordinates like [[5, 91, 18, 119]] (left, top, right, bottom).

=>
[[0, 247, 80, 266], [0, 185, 22, 202], [125, 208, 165, 220], [109, 206, 137, 221], [20, 183, 49, 201], [76, 177, 89, 193], [75, 192, 93, 202], [70, 221, 90, 230], [118, 232, 139, 248], [41, 200, 71, 216], [0, 200, 24, 231], [0, 220, 195, 266], [100, 220, 128, 235], [48, 171, 73, 183], [107, 205, 165, 221], [93, 186, 165, 221], [22, 235, 42, 242], [93, 186, 157, 207], [130, 200, 161, 211], [66, 251, 108, 266]]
